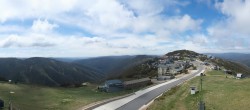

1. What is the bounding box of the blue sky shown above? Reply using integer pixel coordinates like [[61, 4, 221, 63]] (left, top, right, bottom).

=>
[[0, 0, 249, 57]]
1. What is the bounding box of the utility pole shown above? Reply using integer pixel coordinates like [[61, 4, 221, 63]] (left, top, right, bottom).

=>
[[9, 91, 14, 110], [200, 74, 202, 92], [199, 73, 205, 110], [199, 73, 202, 103]]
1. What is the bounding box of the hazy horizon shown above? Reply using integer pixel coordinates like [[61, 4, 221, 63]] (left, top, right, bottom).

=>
[[0, 51, 250, 59]]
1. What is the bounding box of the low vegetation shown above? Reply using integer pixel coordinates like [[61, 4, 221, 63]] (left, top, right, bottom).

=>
[[211, 58, 250, 74], [165, 50, 200, 57], [0, 82, 132, 110], [148, 70, 250, 110], [210, 53, 250, 67], [118, 59, 158, 80], [75, 55, 155, 79]]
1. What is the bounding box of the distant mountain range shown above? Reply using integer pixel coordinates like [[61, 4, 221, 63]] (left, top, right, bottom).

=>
[[0, 55, 154, 86], [1, 51, 250, 87], [0, 57, 104, 86], [206, 53, 250, 67], [74, 55, 155, 79]]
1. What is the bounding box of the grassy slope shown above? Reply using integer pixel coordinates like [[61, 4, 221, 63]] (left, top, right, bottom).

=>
[[211, 58, 250, 74], [148, 70, 250, 110], [0, 83, 131, 110]]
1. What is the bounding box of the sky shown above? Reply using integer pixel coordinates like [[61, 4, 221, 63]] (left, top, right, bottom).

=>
[[0, 0, 250, 57]]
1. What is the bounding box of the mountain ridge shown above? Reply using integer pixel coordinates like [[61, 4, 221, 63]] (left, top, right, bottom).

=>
[[74, 55, 155, 79], [1, 50, 250, 86], [0, 57, 104, 86], [206, 53, 250, 67]]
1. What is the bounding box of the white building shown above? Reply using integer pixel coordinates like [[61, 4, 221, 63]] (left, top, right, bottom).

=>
[[236, 73, 243, 79], [158, 65, 168, 76]]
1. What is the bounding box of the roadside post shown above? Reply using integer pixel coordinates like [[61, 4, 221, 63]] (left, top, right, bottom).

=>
[[199, 73, 205, 110], [9, 91, 14, 110]]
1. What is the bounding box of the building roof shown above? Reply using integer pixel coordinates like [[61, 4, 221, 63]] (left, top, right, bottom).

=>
[[105, 79, 123, 85], [236, 73, 243, 77], [124, 78, 150, 85], [190, 86, 196, 89], [158, 64, 175, 68], [175, 68, 183, 72], [158, 64, 168, 68]]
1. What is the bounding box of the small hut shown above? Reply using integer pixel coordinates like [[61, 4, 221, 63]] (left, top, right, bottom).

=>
[[236, 73, 243, 79], [190, 86, 197, 95], [98, 79, 124, 92]]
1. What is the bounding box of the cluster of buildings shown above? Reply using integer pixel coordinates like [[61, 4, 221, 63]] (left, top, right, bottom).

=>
[[223, 69, 244, 79], [157, 56, 193, 81], [98, 53, 201, 92]]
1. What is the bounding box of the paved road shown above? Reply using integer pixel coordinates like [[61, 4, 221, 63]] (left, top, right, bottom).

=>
[[93, 61, 204, 110], [117, 65, 204, 110]]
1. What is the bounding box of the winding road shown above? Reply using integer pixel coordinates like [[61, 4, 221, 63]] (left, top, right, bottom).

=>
[[92, 61, 205, 110]]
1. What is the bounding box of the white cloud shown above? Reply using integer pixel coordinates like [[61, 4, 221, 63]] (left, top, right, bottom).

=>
[[0, 25, 26, 33], [164, 14, 202, 32], [0, 0, 201, 36], [122, 0, 167, 16], [0, 34, 55, 48], [215, 0, 250, 34], [200, 0, 250, 52], [0, 0, 206, 57], [0, 0, 79, 22], [189, 34, 208, 45], [31, 19, 58, 33]]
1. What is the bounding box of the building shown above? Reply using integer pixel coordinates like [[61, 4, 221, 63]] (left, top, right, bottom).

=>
[[236, 73, 243, 79], [158, 62, 186, 75], [157, 75, 174, 80], [158, 65, 168, 76], [158, 64, 179, 75], [124, 78, 151, 89], [204, 62, 210, 66], [207, 55, 215, 59], [98, 79, 123, 92], [158, 59, 173, 65], [157, 60, 188, 81], [213, 65, 220, 70], [81, 82, 89, 86], [224, 69, 233, 74], [190, 86, 197, 95]]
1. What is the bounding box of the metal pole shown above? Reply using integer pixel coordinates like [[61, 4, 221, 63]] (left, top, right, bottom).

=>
[[201, 74, 202, 97], [9, 102, 12, 110], [9, 92, 12, 110], [9, 91, 14, 110], [200, 74, 202, 102], [199, 73, 205, 110], [9, 91, 11, 110]]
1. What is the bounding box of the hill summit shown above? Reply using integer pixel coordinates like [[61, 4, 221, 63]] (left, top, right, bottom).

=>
[[165, 50, 200, 57]]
